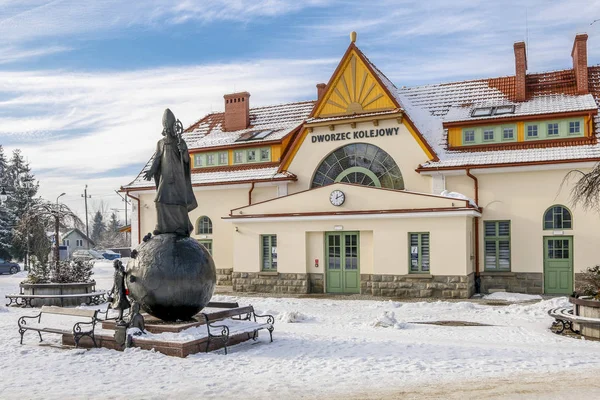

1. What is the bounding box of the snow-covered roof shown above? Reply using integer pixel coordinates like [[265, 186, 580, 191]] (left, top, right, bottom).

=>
[[184, 101, 315, 149], [124, 49, 600, 189], [124, 166, 295, 189], [408, 66, 600, 169], [444, 94, 597, 123]]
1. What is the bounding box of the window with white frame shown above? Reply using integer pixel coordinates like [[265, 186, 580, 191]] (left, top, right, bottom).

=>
[[527, 125, 538, 138], [502, 127, 514, 140], [206, 154, 215, 166], [76, 239, 83, 247], [464, 130, 475, 143], [234, 150, 244, 164], [547, 123, 559, 136], [260, 148, 270, 162], [569, 121, 581, 135], [483, 129, 494, 141], [197, 216, 213, 234], [218, 152, 228, 165]]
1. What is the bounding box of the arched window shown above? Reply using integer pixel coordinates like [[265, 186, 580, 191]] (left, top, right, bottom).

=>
[[311, 143, 404, 190], [543, 205, 572, 230], [197, 216, 213, 234]]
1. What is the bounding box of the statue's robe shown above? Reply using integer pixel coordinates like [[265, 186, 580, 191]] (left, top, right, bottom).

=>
[[150, 133, 197, 236], [110, 268, 131, 311]]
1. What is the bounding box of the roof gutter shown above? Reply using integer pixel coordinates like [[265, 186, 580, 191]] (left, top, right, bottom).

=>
[[466, 168, 481, 293], [126, 191, 141, 246]]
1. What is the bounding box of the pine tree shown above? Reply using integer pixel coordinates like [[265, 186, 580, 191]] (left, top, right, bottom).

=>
[[91, 211, 106, 243], [108, 212, 120, 235], [6, 149, 39, 260], [0, 145, 15, 259]]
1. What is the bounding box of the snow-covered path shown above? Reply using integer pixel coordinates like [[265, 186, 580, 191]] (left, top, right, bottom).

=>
[[0, 262, 599, 399]]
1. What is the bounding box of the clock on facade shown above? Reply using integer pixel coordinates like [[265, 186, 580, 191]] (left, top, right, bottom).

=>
[[329, 190, 345, 206]]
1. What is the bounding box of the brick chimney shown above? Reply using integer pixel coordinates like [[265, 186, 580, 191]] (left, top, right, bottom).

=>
[[514, 41, 527, 102], [316, 83, 327, 101], [572, 33, 589, 94], [223, 92, 250, 131]]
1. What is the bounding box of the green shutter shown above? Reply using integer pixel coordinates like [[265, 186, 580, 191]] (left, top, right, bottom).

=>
[[261, 235, 277, 271], [483, 221, 511, 270], [408, 232, 430, 273]]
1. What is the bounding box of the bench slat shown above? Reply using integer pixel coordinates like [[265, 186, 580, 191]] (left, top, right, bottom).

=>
[[40, 306, 97, 318], [204, 306, 254, 322], [7, 291, 106, 299]]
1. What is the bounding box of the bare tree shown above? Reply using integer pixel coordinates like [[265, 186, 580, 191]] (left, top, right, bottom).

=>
[[27, 200, 82, 271], [564, 165, 600, 211]]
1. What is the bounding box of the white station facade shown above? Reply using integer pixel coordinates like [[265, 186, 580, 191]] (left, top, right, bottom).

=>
[[123, 34, 600, 298]]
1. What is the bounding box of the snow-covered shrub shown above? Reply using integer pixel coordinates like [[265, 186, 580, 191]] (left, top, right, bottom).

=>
[[25, 261, 50, 283], [578, 265, 600, 299], [51, 260, 94, 283], [25, 260, 94, 284]]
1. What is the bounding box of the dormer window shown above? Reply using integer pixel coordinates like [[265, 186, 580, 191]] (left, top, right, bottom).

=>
[[483, 129, 495, 141], [569, 121, 581, 135], [527, 125, 538, 138], [547, 123, 559, 136], [464, 130, 475, 143]]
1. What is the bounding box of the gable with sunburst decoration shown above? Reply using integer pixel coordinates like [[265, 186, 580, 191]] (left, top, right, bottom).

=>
[[313, 47, 398, 118]]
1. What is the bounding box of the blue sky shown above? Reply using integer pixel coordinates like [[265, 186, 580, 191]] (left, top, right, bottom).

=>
[[1, 0, 599, 219]]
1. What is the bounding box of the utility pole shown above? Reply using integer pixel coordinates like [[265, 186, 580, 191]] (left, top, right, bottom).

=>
[[82, 185, 91, 249]]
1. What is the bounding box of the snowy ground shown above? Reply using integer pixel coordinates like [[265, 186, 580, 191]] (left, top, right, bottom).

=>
[[1, 262, 599, 400]]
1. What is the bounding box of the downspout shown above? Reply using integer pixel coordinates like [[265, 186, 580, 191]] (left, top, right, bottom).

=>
[[248, 182, 255, 206], [466, 168, 481, 294], [126, 191, 141, 246]]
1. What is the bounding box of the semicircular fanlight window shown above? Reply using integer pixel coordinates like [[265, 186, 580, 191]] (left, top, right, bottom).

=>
[[311, 143, 404, 190]]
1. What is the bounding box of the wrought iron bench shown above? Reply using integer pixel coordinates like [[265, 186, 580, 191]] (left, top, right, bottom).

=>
[[18, 306, 99, 348], [6, 291, 107, 308], [202, 305, 274, 354], [548, 307, 600, 334]]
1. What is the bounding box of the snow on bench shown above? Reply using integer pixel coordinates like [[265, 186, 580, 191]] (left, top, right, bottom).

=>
[[18, 306, 99, 347]]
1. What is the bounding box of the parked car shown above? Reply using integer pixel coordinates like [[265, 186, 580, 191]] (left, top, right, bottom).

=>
[[101, 250, 121, 260], [72, 249, 104, 261], [0, 258, 20, 275]]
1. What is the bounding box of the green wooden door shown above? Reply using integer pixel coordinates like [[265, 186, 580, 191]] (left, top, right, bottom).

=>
[[543, 236, 574, 295], [326, 232, 360, 294]]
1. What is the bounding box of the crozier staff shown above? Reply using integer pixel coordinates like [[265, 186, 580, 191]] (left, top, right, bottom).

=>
[[143, 108, 198, 236]]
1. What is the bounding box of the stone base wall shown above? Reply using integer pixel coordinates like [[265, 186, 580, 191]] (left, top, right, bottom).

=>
[[216, 268, 233, 286], [479, 272, 543, 294], [309, 273, 324, 294], [232, 272, 308, 294], [360, 274, 474, 299]]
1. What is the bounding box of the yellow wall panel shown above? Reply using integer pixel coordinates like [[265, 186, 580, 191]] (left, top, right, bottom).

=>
[[448, 127, 461, 147], [316, 49, 396, 118]]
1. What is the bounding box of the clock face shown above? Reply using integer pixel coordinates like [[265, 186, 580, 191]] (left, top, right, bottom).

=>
[[330, 190, 345, 206]]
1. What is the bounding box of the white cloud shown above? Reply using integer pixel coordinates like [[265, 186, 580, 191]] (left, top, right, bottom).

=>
[[1, 58, 335, 216], [0, 0, 331, 44]]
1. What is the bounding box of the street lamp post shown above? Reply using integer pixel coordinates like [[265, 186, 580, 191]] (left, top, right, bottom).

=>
[[54, 193, 66, 268]]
